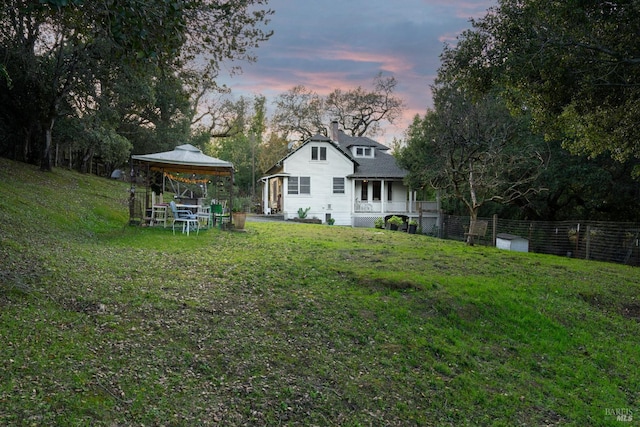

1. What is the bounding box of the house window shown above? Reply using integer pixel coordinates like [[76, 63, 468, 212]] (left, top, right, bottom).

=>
[[288, 177, 298, 194], [360, 180, 368, 201], [333, 177, 345, 194], [300, 176, 310, 194], [289, 176, 311, 194], [311, 146, 326, 161], [372, 181, 381, 200], [387, 182, 393, 201], [354, 147, 373, 158]]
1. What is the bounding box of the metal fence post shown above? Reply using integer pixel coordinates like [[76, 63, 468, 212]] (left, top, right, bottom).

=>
[[492, 214, 498, 246], [585, 225, 591, 260]]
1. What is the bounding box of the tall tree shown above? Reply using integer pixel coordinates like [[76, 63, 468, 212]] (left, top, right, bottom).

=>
[[249, 95, 266, 198], [272, 73, 405, 142], [0, 0, 273, 171], [272, 85, 326, 142], [189, 79, 238, 139], [397, 84, 547, 238], [452, 0, 640, 164], [210, 95, 266, 196], [511, 146, 640, 222], [257, 131, 289, 175], [326, 73, 404, 137]]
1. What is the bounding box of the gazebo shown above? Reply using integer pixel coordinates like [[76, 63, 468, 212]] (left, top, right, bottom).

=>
[[129, 144, 235, 226]]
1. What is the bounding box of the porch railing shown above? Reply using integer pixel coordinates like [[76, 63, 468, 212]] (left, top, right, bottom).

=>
[[354, 200, 437, 214], [354, 201, 436, 213], [354, 201, 400, 213]]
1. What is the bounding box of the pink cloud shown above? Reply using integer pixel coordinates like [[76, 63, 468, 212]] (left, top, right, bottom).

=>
[[438, 31, 463, 44], [217, 0, 497, 143], [315, 47, 415, 75]]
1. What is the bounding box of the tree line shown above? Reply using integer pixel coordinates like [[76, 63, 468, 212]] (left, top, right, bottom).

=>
[[0, 0, 273, 173], [397, 0, 640, 223], [0, 1, 403, 196], [2, 1, 639, 222]]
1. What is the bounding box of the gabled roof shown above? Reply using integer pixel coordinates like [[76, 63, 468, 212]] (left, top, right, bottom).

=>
[[262, 129, 407, 180], [334, 130, 390, 151], [263, 133, 356, 176], [334, 130, 406, 180], [131, 144, 234, 175]]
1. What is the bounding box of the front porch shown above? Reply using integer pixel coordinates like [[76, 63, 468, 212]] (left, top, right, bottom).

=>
[[352, 200, 441, 232], [353, 200, 439, 214]]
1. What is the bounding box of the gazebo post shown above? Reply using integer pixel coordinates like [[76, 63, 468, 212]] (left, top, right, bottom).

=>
[[128, 157, 136, 225], [143, 163, 151, 223], [228, 169, 234, 227]]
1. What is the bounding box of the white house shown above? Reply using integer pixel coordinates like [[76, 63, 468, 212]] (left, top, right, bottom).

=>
[[259, 123, 440, 230]]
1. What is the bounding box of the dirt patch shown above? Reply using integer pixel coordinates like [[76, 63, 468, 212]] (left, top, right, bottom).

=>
[[579, 292, 640, 322], [289, 218, 322, 224], [621, 303, 640, 321], [62, 298, 106, 315], [358, 277, 423, 291], [579, 292, 608, 310], [337, 248, 389, 264]]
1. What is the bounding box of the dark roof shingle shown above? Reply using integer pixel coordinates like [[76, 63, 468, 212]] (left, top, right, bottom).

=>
[[335, 130, 406, 179]]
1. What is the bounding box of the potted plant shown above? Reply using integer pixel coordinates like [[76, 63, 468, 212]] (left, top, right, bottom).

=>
[[387, 215, 403, 231], [327, 217, 335, 225], [407, 219, 418, 234], [232, 197, 250, 230], [374, 217, 384, 229], [232, 208, 246, 230]]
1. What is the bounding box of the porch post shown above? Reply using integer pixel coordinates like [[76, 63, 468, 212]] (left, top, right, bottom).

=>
[[128, 157, 136, 225], [381, 180, 385, 214], [262, 178, 269, 214], [350, 179, 358, 217], [409, 189, 414, 214]]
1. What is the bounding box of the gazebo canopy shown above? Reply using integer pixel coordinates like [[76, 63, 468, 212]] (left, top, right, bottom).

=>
[[128, 144, 235, 226], [131, 144, 234, 175]]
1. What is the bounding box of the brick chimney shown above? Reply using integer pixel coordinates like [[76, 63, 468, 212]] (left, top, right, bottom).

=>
[[330, 120, 339, 143]]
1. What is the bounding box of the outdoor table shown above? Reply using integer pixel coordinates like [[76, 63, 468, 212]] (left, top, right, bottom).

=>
[[176, 204, 200, 213], [175, 204, 200, 235], [177, 204, 212, 228]]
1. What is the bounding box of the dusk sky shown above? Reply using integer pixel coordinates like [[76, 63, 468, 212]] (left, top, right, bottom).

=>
[[218, 0, 496, 144]]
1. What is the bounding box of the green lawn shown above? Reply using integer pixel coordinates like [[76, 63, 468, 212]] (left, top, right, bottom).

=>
[[0, 157, 638, 426]]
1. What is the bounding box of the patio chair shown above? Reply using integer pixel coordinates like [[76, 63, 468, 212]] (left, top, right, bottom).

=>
[[151, 204, 168, 228], [169, 201, 199, 236], [464, 220, 488, 245], [212, 203, 230, 229], [196, 205, 211, 228]]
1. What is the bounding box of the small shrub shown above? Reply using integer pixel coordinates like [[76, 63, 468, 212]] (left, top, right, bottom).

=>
[[297, 207, 311, 219], [388, 216, 404, 227], [374, 218, 385, 229]]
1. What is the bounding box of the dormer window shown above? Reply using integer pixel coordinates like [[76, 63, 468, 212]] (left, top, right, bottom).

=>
[[311, 146, 327, 161], [354, 146, 374, 158]]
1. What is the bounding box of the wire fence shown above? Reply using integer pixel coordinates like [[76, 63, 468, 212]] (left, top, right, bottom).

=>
[[438, 215, 640, 267]]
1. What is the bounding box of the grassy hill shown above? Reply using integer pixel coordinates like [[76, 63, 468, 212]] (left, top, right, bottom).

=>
[[0, 157, 638, 426]]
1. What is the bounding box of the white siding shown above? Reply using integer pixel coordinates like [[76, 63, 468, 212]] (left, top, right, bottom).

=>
[[282, 142, 354, 225]]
